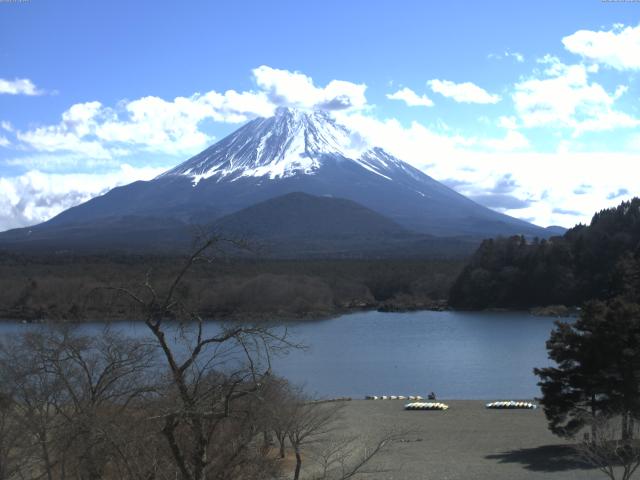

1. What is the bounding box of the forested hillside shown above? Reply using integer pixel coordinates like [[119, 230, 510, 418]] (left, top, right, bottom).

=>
[[0, 254, 463, 321], [450, 198, 640, 309]]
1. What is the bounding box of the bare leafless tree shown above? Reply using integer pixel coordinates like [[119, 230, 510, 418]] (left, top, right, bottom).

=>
[[0, 331, 66, 480], [112, 236, 297, 480], [309, 432, 399, 480], [0, 235, 398, 480], [576, 414, 640, 480], [37, 328, 156, 479], [0, 389, 31, 480], [284, 392, 345, 480], [260, 376, 294, 459], [0, 327, 158, 480]]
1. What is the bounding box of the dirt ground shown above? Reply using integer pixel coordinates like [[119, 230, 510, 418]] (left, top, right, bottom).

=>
[[316, 400, 608, 480]]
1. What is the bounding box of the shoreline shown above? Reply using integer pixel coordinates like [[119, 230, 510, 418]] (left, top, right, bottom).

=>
[[0, 301, 576, 324]]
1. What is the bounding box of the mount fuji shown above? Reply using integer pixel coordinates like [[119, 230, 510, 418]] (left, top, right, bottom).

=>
[[0, 107, 550, 255]]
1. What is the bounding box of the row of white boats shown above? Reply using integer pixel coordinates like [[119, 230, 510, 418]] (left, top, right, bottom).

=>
[[365, 396, 538, 411], [485, 401, 537, 409], [404, 402, 449, 410], [365, 395, 426, 400], [402, 401, 537, 411]]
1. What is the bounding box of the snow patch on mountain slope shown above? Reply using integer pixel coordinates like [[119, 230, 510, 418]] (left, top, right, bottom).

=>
[[159, 107, 406, 185]]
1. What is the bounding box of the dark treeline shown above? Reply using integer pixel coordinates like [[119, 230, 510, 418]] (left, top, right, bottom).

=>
[[450, 198, 640, 310], [0, 253, 464, 321]]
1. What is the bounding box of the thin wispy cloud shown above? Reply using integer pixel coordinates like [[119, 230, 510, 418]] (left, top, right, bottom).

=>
[[427, 79, 501, 104], [607, 187, 630, 200], [386, 87, 434, 107], [488, 51, 525, 63], [553, 207, 582, 216]]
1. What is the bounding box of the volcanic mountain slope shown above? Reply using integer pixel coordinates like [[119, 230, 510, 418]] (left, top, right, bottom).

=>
[[0, 107, 549, 254], [0, 192, 477, 257], [211, 192, 477, 258], [214, 192, 409, 239]]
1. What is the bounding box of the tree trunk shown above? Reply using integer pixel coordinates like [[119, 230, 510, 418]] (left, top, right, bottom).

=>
[[79, 431, 103, 480], [162, 417, 192, 480], [261, 430, 273, 456], [591, 395, 597, 443], [622, 412, 630, 441], [277, 433, 286, 459], [40, 435, 54, 480], [192, 421, 208, 480], [293, 445, 302, 480]]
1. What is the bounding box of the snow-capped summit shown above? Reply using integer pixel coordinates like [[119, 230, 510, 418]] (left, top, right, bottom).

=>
[[160, 107, 401, 183]]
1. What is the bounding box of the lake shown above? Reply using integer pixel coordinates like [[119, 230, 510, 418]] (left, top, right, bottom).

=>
[[0, 310, 563, 400], [273, 310, 561, 400]]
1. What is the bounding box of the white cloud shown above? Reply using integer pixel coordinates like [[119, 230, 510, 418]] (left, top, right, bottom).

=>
[[498, 116, 518, 130], [15, 93, 274, 160], [17, 101, 113, 159], [425, 149, 638, 227], [335, 112, 465, 172], [489, 51, 525, 63], [0, 164, 168, 231], [335, 109, 637, 227], [562, 23, 640, 71], [512, 57, 639, 134], [3, 153, 119, 170], [481, 129, 530, 152], [252, 65, 367, 111], [509, 52, 525, 63], [15, 66, 368, 161], [0, 78, 43, 96], [629, 134, 640, 151], [386, 87, 434, 107], [428, 79, 501, 104], [95, 97, 212, 154], [0, 136, 9, 148], [0, 121, 13, 132]]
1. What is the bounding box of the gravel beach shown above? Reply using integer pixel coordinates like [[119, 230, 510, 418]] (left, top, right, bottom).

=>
[[322, 400, 606, 480]]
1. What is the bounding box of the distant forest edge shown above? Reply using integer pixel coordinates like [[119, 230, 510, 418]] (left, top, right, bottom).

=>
[[3, 198, 638, 322], [450, 198, 640, 310], [0, 256, 462, 322]]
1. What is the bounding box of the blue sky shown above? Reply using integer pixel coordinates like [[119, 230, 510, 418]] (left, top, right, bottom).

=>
[[1, 0, 639, 230]]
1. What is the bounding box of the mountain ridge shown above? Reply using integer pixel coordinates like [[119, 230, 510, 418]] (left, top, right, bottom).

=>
[[0, 107, 552, 254]]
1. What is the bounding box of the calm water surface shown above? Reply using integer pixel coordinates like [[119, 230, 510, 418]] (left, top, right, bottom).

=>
[[0, 310, 562, 400], [273, 310, 561, 399]]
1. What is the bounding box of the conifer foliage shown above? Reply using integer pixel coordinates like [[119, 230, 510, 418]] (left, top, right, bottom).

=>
[[535, 299, 640, 440], [450, 198, 640, 309]]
